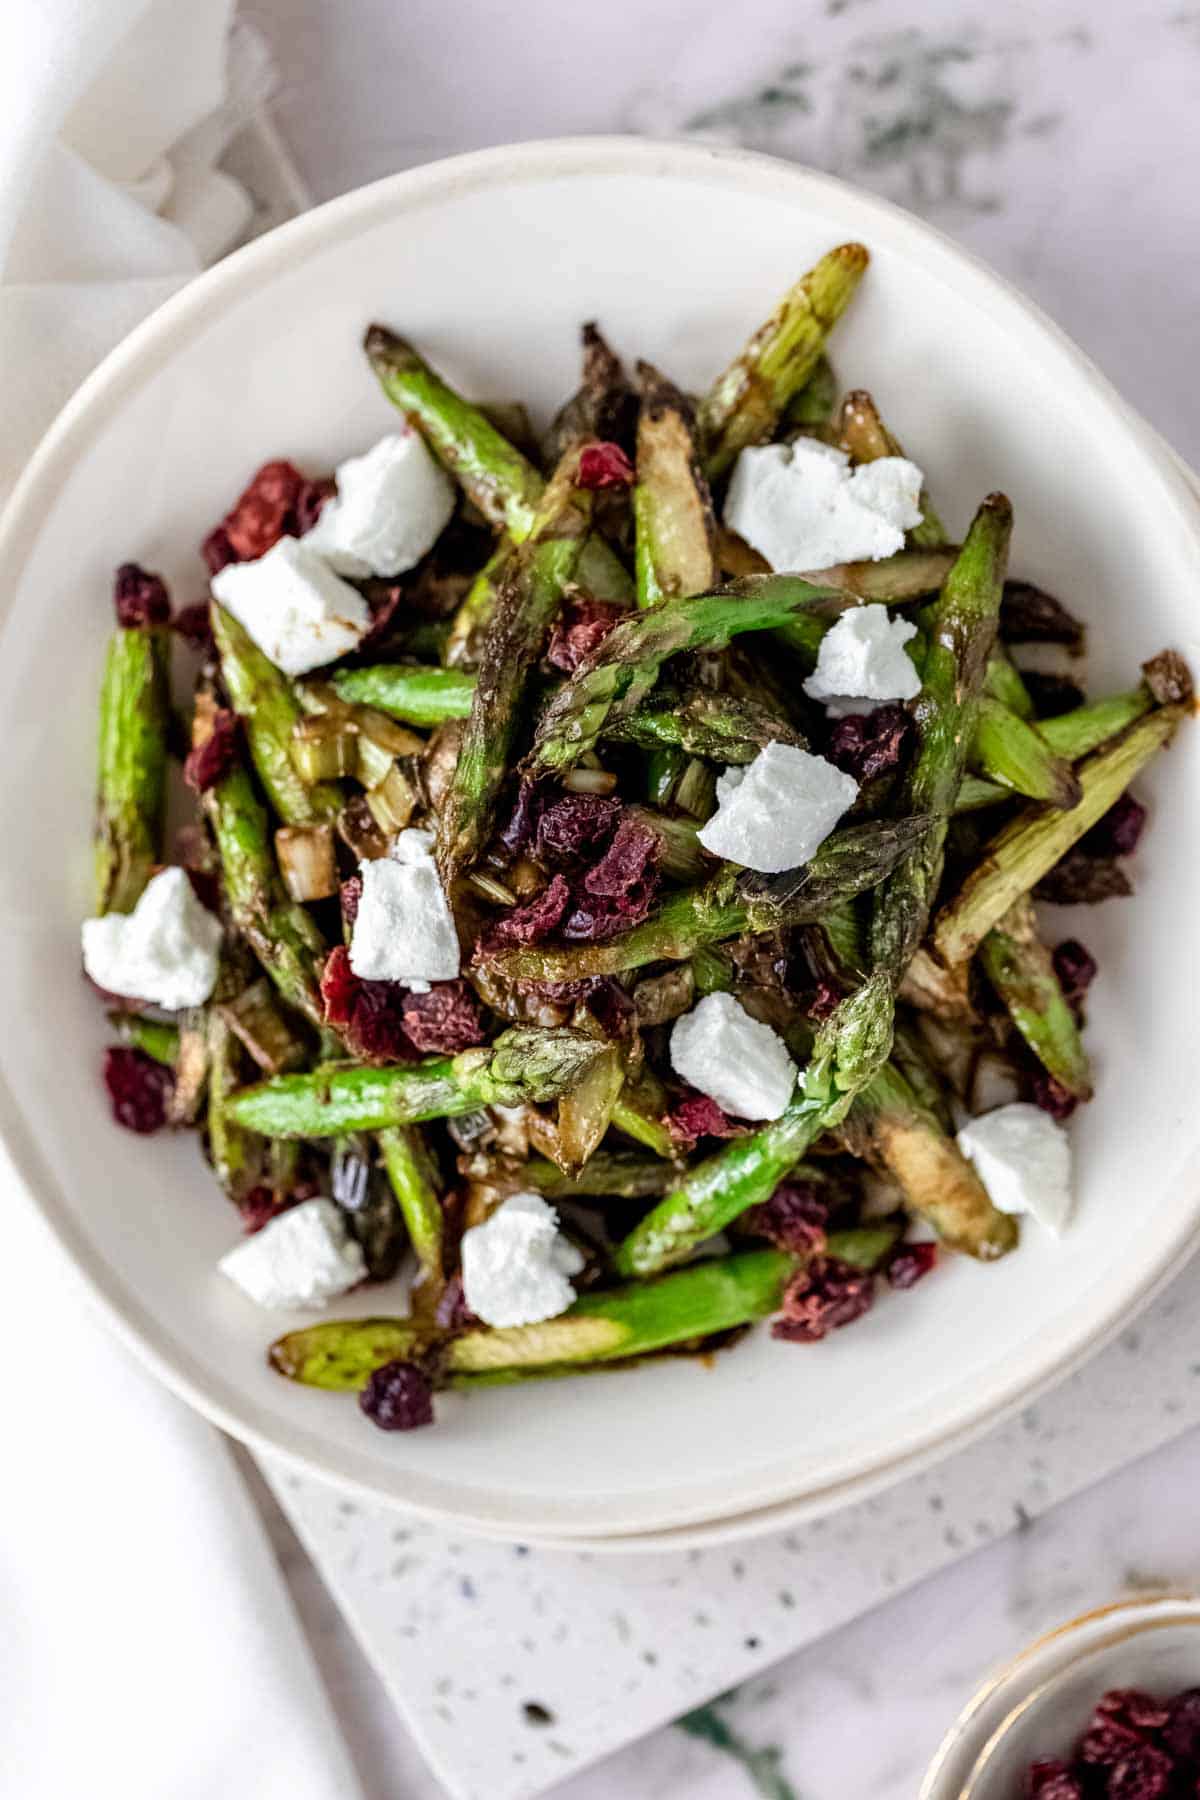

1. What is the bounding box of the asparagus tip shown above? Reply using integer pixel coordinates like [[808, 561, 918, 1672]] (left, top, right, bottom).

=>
[[980, 491, 1013, 522], [363, 322, 411, 366], [834, 241, 870, 270]]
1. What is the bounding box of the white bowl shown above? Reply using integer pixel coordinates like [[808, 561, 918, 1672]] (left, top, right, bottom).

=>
[[3, 137, 1199, 1545], [921, 1595, 1200, 1797]]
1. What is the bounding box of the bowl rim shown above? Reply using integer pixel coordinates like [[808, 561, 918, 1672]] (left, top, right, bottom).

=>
[[4, 132, 1200, 1545]]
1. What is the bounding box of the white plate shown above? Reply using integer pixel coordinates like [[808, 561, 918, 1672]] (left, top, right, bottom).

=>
[[2, 136, 1199, 1544]]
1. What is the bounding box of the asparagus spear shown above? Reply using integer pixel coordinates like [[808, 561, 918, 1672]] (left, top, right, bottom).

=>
[[526, 573, 845, 776], [610, 1068, 677, 1158], [984, 648, 1035, 720], [843, 1062, 1018, 1258], [212, 605, 341, 825], [94, 617, 171, 914], [633, 363, 717, 607], [869, 495, 1012, 986], [697, 243, 870, 478], [270, 1246, 802, 1387], [438, 452, 592, 878], [226, 1027, 611, 1137], [364, 325, 545, 537], [107, 1012, 180, 1066], [605, 686, 802, 763], [523, 1151, 679, 1200], [331, 664, 475, 726], [783, 353, 837, 431], [204, 764, 327, 1028], [206, 1008, 259, 1200], [1037, 687, 1152, 760], [836, 388, 948, 549], [972, 697, 1082, 809], [614, 972, 895, 1276], [378, 1125, 444, 1283], [481, 817, 927, 983], [934, 705, 1184, 967], [978, 896, 1092, 1100], [545, 322, 635, 465]]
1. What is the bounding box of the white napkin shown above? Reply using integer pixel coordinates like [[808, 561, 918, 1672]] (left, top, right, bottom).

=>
[[0, 7, 364, 1797]]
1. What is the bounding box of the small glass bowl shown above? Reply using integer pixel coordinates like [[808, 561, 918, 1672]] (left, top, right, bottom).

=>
[[920, 1594, 1200, 1798]]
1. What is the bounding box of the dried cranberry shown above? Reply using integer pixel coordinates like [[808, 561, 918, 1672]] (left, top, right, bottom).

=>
[[1052, 939, 1098, 1006], [1022, 672, 1086, 717], [479, 874, 572, 950], [359, 1360, 435, 1431], [1084, 794, 1147, 858], [1035, 849, 1132, 906], [238, 1187, 302, 1234], [204, 459, 331, 568], [743, 1181, 830, 1254], [546, 596, 624, 673], [667, 1093, 742, 1148], [340, 876, 362, 925], [401, 980, 486, 1053], [295, 476, 336, 535], [113, 563, 170, 629], [1029, 1069, 1079, 1121], [202, 525, 237, 575], [771, 1257, 875, 1343], [183, 707, 239, 794], [1105, 1746, 1174, 1799], [1000, 580, 1085, 650], [172, 599, 215, 651], [886, 1240, 938, 1289], [320, 946, 414, 1063], [103, 1046, 173, 1134], [826, 704, 910, 783], [1164, 1689, 1200, 1759], [807, 980, 842, 1021], [1024, 1763, 1083, 1800], [576, 441, 634, 489], [1078, 1714, 1148, 1766], [498, 780, 546, 857], [563, 815, 660, 942], [536, 793, 621, 864]]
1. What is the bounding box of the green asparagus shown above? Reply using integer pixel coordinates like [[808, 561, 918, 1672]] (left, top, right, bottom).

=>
[[378, 1125, 444, 1283], [213, 604, 341, 824], [979, 896, 1092, 1100], [331, 664, 475, 726], [94, 618, 170, 914]]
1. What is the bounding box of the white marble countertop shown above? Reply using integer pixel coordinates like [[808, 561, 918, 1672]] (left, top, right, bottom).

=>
[[230, 2, 1200, 1793]]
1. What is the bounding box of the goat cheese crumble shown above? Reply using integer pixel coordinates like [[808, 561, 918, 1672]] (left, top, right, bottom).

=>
[[82, 866, 222, 1010], [349, 834, 459, 984], [670, 991, 796, 1121], [956, 1103, 1073, 1236], [304, 431, 456, 578], [724, 438, 923, 572], [460, 1192, 585, 1328], [697, 740, 858, 873], [803, 603, 921, 709], [211, 535, 371, 676], [219, 1198, 367, 1309]]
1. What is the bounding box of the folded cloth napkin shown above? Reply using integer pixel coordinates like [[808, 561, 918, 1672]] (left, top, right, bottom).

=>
[[0, 6, 364, 1796]]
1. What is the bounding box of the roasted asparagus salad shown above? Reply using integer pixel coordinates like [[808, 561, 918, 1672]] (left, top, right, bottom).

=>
[[82, 243, 1192, 1432]]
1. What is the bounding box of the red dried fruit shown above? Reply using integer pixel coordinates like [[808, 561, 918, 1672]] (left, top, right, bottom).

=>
[[401, 980, 486, 1053], [771, 1257, 875, 1343], [536, 792, 622, 864], [1105, 1746, 1174, 1799], [172, 599, 215, 651], [1052, 939, 1098, 1006], [1022, 672, 1086, 717], [1024, 1763, 1083, 1799], [294, 476, 336, 536], [359, 1360, 435, 1431], [103, 1046, 174, 1134], [498, 780, 546, 857], [1164, 1689, 1200, 1759], [340, 876, 362, 925], [886, 1240, 938, 1289], [480, 874, 572, 950], [667, 1092, 743, 1149], [564, 815, 660, 942], [807, 980, 842, 1022], [183, 707, 239, 794], [1084, 793, 1147, 858], [1035, 849, 1133, 906], [238, 1187, 303, 1234], [1078, 1714, 1147, 1767], [825, 703, 910, 783], [204, 460, 333, 568], [743, 1180, 829, 1254], [546, 596, 624, 673], [576, 441, 635, 489], [113, 563, 171, 629], [1029, 1069, 1079, 1122], [320, 946, 414, 1064]]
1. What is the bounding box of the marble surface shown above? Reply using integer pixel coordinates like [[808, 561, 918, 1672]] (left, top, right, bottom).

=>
[[224, 2, 1200, 1794]]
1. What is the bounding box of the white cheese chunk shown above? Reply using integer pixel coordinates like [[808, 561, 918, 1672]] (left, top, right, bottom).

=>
[[390, 826, 437, 864], [669, 991, 796, 1121], [305, 431, 455, 578], [219, 1199, 367, 1310], [803, 603, 921, 707], [697, 740, 858, 874], [956, 1103, 1073, 1236], [82, 866, 222, 1010], [348, 845, 460, 984], [211, 535, 371, 676], [724, 438, 923, 572], [460, 1192, 585, 1328]]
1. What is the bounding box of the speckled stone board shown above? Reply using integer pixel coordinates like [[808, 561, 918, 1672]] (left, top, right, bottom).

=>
[[259, 1247, 1200, 1800]]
